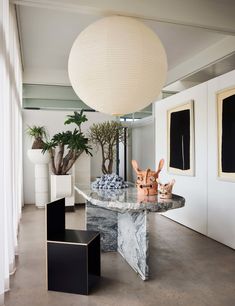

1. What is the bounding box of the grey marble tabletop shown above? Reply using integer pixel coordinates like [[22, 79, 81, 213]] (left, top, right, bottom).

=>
[[75, 184, 185, 214]]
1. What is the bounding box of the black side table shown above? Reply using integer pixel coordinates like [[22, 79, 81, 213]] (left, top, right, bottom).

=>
[[46, 199, 100, 295]]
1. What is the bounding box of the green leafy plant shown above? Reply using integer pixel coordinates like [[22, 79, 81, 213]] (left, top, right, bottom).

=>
[[42, 110, 92, 175], [26, 125, 47, 149], [89, 121, 124, 174]]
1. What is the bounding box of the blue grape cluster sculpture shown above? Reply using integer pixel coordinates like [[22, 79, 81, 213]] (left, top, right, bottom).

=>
[[92, 173, 128, 189]]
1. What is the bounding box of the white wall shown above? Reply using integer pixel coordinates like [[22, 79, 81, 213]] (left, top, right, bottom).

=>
[[23, 110, 114, 204], [131, 117, 155, 182], [207, 72, 235, 249], [155, 83, 208, 235], [154, 69, 235, 249]]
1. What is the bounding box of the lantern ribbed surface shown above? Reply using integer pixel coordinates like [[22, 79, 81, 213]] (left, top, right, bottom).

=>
[[68, 16, 167, 115]]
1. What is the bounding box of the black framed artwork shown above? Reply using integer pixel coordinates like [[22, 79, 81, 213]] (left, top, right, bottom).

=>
[[217, 87, 235, 181], [167, 101, 195, 176]]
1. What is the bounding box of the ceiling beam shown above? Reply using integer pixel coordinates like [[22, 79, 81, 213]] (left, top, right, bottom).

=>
[[166, 36, 235, 85], [11, 0, 235, 36], [23, 68, 70, 86]]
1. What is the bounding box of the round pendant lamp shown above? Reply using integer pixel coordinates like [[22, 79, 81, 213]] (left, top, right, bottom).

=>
[[68, 16, 167, 115]]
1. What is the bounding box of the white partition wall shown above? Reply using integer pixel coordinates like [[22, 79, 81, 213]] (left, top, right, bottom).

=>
[[207, 72, 235, 249], [155, 83, 208, 235], [154, 69, 235, 249]]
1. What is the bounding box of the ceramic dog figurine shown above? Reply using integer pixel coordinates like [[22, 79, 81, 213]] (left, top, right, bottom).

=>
[[132, 159, 164, 196], [158, 179, 175, 199]]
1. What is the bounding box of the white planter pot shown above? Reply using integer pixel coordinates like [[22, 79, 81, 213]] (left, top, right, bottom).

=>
[[51, 174, 75, 207], [27, 149, 50, 164], [27, 149, 50, 208]]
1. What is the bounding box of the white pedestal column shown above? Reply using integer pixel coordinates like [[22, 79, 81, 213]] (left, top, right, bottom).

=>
[[35, 164, 49, 207], [51, 174, 75, 207], [27, 149, 50, 208]]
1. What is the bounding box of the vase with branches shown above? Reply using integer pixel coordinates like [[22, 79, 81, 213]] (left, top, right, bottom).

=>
[[89, 121, 124, 174], [43, 110, 92, 175]]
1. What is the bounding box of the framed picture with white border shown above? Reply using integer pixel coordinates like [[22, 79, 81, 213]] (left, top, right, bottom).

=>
[[167, 100, 195, 176], [217, 86, 235, 181]]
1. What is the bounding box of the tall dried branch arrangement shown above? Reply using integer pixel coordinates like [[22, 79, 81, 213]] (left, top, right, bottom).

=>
[[42, 111, 92, 175], [89, 121, 124, 174]]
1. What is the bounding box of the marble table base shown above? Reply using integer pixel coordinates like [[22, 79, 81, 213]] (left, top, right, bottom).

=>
[[86, 201, 149, 280], [86, 202, 118, 252]]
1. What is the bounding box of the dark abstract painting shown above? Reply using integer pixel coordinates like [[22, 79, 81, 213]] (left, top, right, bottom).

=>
[[168, 101, 194, 175], [170, 109, 190, 170], [218, 87, 235, 180], [221, 94, 235, 172]]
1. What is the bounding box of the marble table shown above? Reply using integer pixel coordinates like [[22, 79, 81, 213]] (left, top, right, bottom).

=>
[[75, 184, 185, 280]]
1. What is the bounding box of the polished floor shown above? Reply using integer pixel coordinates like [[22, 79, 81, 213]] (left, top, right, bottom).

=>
[[5, 205, 235, 306]]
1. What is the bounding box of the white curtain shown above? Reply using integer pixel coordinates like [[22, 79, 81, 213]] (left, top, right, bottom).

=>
[[0, 1, 23, 304]]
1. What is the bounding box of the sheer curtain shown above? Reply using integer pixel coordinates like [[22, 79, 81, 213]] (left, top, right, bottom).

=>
[[0, 1, 23, 304]]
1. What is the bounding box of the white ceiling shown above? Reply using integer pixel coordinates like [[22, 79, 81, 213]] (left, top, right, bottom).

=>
[[18, 6, 100, 70], [15, 0, 235, 87], [18, 5, 226, 71], [142, 20, 226, 70]]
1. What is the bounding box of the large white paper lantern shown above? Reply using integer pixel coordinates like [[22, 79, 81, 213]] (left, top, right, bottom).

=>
[[68, 16, 167, 115]]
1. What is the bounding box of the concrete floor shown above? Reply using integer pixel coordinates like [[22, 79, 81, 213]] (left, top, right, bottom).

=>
[[5, 205, 235, 306]]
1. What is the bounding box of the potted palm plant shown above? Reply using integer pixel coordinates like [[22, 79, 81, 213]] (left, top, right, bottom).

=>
[[43, 110, 92, 207], [26, 125, 50, 208], [27, 125, 50, 164], [27, 125, 47, 149]]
